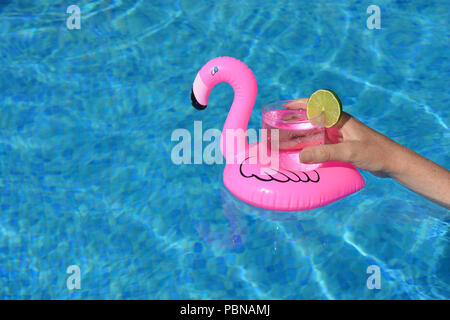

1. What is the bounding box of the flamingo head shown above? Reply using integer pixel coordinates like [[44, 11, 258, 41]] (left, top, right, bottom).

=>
[[191, 59, 224, 110], [191, 56, 255, 111]]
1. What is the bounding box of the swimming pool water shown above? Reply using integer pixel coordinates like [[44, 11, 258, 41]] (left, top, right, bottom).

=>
[[0, 0, 448, 299]]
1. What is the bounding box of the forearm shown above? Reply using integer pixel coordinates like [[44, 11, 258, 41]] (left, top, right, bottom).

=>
[[302, 112, 450, 208], [341, 114, 450, 208], [387, 144, 450, 208]]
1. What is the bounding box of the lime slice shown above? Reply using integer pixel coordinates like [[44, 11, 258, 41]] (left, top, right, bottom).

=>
[[306, 89, 342, 128]]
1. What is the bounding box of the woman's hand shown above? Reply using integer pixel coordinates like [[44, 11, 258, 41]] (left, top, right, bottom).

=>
[[285, 98, 450, 208], [302, 110, 400, 178]]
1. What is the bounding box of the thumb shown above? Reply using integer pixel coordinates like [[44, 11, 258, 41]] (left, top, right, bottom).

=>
[[300, 142, 357, 163]]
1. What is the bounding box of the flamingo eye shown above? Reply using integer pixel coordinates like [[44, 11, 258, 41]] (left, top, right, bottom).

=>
[[211, 66, 218, 75]]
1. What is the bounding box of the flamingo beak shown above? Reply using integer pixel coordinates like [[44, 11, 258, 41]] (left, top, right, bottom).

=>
[[191, 72, 208, 110], [191, 88, 207, 110]]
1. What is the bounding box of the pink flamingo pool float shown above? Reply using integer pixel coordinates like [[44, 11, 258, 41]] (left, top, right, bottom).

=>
[[191, 56, 365, 211]]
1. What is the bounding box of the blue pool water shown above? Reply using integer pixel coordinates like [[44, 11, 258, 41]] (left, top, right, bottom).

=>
[[0, 0, 448, 299]]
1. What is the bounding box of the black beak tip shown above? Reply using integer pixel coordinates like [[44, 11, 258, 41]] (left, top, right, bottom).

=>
[[191, 89, 207, 110]]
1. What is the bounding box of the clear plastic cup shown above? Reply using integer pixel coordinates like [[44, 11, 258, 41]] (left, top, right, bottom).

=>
[[262, 100, 325, 171]]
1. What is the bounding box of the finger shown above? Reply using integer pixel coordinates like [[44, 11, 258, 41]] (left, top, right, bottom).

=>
[[278, 129, 305, 149], [283, 98, 308, 109], [281, 113, 303, 121], [300, 142, 358, 163], [325, 126, 343, 144]]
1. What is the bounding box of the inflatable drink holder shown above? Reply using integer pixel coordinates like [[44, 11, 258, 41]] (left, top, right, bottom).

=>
[[191, 57, 365, 211]]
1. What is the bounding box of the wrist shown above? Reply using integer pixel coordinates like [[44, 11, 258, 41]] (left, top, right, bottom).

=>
[[383, 143, 409, 179]]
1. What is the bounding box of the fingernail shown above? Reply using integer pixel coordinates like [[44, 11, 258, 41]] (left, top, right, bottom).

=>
[[301, 151, 313, 163]]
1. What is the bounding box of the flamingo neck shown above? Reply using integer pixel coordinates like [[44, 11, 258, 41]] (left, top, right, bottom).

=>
[[195, 57, 257, 162], [220, 86, 256, 160], [218, 64, 257, 161]]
